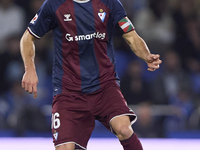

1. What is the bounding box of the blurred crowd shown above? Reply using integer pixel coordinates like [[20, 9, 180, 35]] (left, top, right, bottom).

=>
[[0, 0, 200, 137]]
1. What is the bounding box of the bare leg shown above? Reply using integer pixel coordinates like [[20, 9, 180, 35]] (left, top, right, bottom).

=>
[[56, 142, 75, 150], [111, 115, 143, 150], [110, 115, 133, 140]]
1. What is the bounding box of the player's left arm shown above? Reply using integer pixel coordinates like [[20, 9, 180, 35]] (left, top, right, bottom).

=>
[[122, 30, 162, 71], [112, 0, 161, 71]]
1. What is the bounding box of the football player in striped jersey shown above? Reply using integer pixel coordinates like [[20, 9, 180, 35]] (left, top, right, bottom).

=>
[[20, 0, 162, 149]]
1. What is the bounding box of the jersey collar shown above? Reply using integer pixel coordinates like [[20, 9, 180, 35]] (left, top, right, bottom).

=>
[[73, 0, 90, 3]]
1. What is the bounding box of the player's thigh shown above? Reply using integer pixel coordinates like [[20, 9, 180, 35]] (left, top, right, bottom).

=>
[[52, 94, 95, 149], [95, 84, 137, 128]]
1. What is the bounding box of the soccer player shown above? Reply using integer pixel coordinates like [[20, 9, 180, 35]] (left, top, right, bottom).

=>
[[20, 0, 162, 150]]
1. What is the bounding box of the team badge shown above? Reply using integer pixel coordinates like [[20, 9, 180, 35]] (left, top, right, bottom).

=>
[[53, 132, 58, 140], [30, 14, 38, 24], [118, 17, 135, 33], [98, 9, 106, 22]]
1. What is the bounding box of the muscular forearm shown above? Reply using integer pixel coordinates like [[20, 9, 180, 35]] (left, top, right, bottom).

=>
[[123, 30, 162, 71], [20, 30, 36, 71], [20, 30, 38, 98], [123, 31, 150, 62], [130, 36, 150, 62]]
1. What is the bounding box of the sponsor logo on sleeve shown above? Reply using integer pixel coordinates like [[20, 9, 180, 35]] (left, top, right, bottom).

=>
[[30, 14, 38, 24]]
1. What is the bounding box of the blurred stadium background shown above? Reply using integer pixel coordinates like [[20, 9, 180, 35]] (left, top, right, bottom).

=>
[[0, 0, 200, 149]]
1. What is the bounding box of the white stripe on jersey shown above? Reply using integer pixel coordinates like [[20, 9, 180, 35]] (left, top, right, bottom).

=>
[[27, 27, 41, 39]]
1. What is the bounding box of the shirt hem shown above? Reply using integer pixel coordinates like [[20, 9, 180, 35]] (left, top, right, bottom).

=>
[[27, 27, 41, 39]]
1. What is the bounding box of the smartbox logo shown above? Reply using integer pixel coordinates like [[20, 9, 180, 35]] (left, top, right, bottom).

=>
[[65, 32, 106, 42]]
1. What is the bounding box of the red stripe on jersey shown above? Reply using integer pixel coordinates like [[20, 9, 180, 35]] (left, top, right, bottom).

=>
[[55, 0, 82, 92], [92, 0, 117, 87]]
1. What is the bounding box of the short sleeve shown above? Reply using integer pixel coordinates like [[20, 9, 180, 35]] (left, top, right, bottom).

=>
[[28, 0, 56, 39], [110, 0, 127, 27]]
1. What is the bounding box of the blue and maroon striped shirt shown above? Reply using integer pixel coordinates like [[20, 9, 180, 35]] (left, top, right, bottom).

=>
[[28, 0, 127, 96]]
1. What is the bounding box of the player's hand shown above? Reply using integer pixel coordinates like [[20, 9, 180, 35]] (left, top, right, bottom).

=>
[[21, 67, 39, 98], [146, 54, 162, 71]]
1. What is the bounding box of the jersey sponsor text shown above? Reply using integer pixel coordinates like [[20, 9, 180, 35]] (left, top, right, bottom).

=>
[[65, 32, 106, 42]]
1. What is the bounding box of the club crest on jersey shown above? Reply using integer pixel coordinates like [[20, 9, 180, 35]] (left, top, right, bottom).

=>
[[30, 14, 38, 24], [53, 132, 58, 140], [98, 9, 106, 22]]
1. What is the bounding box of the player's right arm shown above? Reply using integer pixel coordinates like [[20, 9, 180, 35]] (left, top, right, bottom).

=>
[[20, 30, 38, 98]]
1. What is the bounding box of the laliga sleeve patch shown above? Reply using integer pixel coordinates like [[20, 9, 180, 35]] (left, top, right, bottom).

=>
[[118, 17, 135, 33], [30, 14, 38, 24]]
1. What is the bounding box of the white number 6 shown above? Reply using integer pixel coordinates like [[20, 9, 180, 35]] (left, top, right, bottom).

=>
[[52, 112, 61, 129]]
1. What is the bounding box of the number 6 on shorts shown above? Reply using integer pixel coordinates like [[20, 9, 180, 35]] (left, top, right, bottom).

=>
[[52, 112, 61, 129]]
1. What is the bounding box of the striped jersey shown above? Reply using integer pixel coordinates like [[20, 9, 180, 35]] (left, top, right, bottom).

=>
[[28, 0, 134, 95]]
